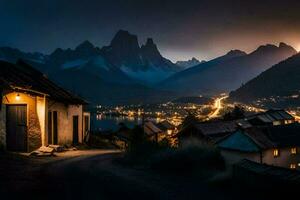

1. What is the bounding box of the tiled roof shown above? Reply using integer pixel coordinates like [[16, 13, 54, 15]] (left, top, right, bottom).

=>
[[0, 60, 87, 104], [247, 109, 294, 123], [219, 123, 300, 151], [157, 120, 175, 131], [144, 121, 162, 136], [194, 121, 238, 136], [243, 128, 275, 149], [235, 159, 300, 183], [263, 123, 300, 147]]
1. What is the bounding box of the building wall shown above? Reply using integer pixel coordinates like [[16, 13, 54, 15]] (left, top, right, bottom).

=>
[[0, 105, 6, 149], [36, 96, 46, 146], [221, 149, 261, 166], [47, 101, 83, 145], [83, 112, 91, 141], [262, 147, 300, 169], [68, 104, 83, 143], [221, 147, 300, 170], [3, 92, 42, 152]]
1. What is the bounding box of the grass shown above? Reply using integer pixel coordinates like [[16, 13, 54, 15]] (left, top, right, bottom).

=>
[[149, 141, 225, 174], [119, 138, 225, 178]]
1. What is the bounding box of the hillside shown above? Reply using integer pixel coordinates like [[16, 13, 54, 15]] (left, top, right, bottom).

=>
[[160, 43, 297, 96], [229, 53, 300, 107]]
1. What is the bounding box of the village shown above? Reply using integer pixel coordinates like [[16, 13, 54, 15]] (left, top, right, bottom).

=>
[[1, 60, 300, 199]]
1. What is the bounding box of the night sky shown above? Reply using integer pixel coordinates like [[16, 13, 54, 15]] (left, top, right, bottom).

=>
[[1, 0, 300, 61]]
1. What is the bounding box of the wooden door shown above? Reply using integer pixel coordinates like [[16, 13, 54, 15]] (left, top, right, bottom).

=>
[[73, 115, 79, 145], [53, 111, 58, 144], [6, 105, 27, 152]]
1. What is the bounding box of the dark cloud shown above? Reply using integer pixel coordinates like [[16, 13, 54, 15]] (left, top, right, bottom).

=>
[[1, 0, 300, 61]]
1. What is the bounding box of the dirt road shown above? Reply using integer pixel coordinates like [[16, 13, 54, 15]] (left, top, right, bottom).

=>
[[1, 149, 278, 200]]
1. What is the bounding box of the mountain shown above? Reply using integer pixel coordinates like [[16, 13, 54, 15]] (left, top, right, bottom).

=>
[[160, 43, 297, 95], [0, 47, 47, 64], [229, 52, 300, 108], [50, 66, 176, 105], [176, 57, 205, 68], [160, 50, 247, 94], [46, 41, 136, 85], [172, 96, 211, 105], [0, 31, 180, 105], [101, 30, 182, 84]]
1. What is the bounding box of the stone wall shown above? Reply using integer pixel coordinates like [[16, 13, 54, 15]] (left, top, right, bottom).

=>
[[27, 96, 42, 152]]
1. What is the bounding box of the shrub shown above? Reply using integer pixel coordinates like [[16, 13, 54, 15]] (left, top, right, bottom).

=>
[[0, 143, 4, 152], [150, 140, 225, 174]]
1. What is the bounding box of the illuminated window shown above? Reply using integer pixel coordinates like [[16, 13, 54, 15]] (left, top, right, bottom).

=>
[[290, 164, 296, 169], [291, 147, 297, 155], [273, 149, 279, 157], [273, 121, 281, 126]]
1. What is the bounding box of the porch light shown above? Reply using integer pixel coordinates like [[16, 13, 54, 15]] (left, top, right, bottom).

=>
[[16, 93, 21, 101]]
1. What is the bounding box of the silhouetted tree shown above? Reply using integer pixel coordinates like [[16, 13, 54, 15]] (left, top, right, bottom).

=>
[[223, 106, 245, 121], [180, 112, 199, 130]]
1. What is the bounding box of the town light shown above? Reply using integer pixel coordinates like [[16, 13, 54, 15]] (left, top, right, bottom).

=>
[[16, 93, 21, 101]]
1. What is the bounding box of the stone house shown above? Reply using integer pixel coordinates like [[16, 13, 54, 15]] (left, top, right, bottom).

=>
[[0, 60, 90, 152], [218, 123, 300, 170]]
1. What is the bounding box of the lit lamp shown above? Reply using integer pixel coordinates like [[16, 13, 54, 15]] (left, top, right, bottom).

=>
[[16, 93, 21, 101]]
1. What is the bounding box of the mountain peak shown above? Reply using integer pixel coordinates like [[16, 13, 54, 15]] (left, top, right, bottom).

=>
[[279, 42, 297, 52], [145, 38, 155, 46], [142, 38, 158, 50], [76, 40, 94, 48], [279, 42, 289, 48], [110, 30, 140, 49], [252, 43, 297, 56], [226, 49, 247, 57], [175, 57, 201, 68], [141, 38, 161, 59]]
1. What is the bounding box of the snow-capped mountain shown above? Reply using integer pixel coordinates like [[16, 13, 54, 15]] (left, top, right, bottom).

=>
[[0, 31, 180, 104], [101, 30, 182, 83], [176, 57, 205, 68], [0, 47, 47, 64]]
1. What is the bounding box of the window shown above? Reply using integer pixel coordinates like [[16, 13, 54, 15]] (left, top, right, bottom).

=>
[[291, 147, 297, 155], [273, 121, 281, 126], [273, 149, 280, 157], [285, 120, 294, 124], [290, 164, 296, 169]]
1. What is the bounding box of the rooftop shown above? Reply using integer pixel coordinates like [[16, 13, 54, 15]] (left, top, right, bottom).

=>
[[0, 60, 87, 105]]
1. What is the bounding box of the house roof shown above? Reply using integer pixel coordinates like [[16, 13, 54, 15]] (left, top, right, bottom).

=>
[[236, 119, 253, 129], [235, 159, 300, 184], [194, 121, 238, 136], [263, 123, 300, 147], [247, 109, 294, 124], [243, 128, 275, 149], [157, 120, 175, 131], [0, 60, 87, 104], [218, 123, 300, 152], [217, 129, 262, 152], [144, 121, 162, 136]]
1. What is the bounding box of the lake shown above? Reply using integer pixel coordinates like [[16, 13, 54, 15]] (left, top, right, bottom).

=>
[[91, 114, 143, 132]]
